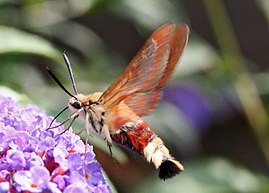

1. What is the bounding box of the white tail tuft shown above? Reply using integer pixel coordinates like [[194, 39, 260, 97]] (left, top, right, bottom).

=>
[[143, 136, 184, 180]]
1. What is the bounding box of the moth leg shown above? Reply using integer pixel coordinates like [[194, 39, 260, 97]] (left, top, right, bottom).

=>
[[47, 108, 82, 130], [46, 116, 71, 130], [100, 124, 114, 157], [75, 127, 85, 135], [58, 115, 78, 135], [84, 113, 91, 162], [74, 126, 93, 138]]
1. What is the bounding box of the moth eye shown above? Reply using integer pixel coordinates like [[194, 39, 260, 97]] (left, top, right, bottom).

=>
[[72, 101, 82, 109]]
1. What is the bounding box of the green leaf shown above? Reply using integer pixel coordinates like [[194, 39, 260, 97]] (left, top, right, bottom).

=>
[[0, 85, 31, 104], [137, 157, 269, 193], [0, 25, 62, 63]]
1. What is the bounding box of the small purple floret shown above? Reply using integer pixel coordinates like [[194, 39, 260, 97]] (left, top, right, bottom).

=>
[[0, 96, 111, 193]]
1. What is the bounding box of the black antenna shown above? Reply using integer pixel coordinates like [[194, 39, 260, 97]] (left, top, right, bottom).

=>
[[63, 53, 78, 95], [46, 67, 77, 98]]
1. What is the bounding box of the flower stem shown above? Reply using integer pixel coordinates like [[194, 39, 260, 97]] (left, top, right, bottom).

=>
[[203, 0, 269, 164]]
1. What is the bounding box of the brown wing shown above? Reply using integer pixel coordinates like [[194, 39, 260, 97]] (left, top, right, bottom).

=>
[[99, 23, 189, 117]]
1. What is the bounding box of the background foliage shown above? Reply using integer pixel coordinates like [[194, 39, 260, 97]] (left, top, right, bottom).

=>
[[1, 0, 269, 192]]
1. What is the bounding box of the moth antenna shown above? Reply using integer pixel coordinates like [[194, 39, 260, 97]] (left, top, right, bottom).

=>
[[63, 52, 78, 95], [47, 106, 69, 129], [46, 67, 77, 99]]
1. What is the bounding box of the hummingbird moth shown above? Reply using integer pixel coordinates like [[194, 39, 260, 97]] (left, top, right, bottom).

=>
[[47, 23, 189, 180]]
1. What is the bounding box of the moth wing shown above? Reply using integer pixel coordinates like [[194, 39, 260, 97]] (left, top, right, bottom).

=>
[[99, 23, 189, 117]]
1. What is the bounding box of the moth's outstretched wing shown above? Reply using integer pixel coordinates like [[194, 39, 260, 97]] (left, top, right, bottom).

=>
[[99, 23, 189, 117]]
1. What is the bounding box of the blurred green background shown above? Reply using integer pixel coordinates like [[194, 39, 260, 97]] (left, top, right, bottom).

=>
[[1, 0, 269, 192]]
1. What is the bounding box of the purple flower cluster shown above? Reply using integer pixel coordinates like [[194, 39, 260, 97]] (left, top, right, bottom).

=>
[[0, 96, 111, 193]]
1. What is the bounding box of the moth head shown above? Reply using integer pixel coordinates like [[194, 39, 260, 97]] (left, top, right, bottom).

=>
[[68, 93, 93, 111], [68, 97, 83, 112], [68, 93, 88, 112]]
